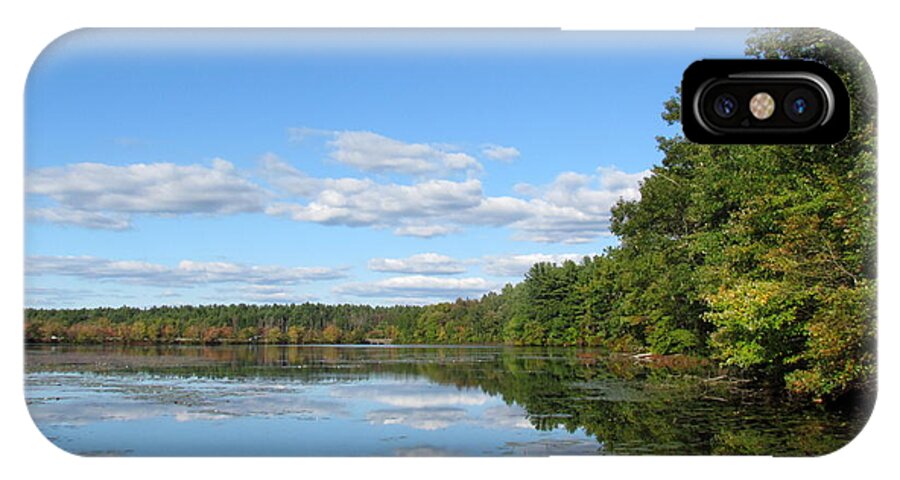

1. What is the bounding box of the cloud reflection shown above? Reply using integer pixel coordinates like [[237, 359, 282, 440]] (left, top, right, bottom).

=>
[[333, 383, 490, 408], [333, 381, 534, 431], [368, 407, 468, 431]]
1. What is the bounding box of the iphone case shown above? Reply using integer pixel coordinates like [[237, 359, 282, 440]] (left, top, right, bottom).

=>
[[24, 28, 876, 456]]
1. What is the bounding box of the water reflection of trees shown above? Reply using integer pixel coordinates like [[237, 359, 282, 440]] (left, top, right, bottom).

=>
[[27, 345, 867, 455]]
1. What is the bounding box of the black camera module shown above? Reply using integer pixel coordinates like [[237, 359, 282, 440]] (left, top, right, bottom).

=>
[[683, 60, 848, 143], [713, 93, 738, 118], [783, 88, 820, 123]]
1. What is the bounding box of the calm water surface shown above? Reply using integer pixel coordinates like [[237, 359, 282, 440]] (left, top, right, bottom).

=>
[[25, 344, 869, 456]]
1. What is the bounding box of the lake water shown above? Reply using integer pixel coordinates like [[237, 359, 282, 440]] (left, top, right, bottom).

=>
[[24, 344, 870, 456]]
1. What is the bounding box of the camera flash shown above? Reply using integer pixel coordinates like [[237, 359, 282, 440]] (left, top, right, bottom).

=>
[[750, 92, 775, 120]]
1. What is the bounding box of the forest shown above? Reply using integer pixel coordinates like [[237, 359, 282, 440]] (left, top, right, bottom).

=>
[[24, 30, 876, 402]]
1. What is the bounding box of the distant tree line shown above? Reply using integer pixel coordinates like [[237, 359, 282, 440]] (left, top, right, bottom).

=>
[[24, 30, 876, 402]]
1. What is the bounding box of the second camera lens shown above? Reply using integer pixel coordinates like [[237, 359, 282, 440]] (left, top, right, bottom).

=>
[[791, 98, 808, 115], [784, 88, 819, 123], [714, 94, 738, 118]]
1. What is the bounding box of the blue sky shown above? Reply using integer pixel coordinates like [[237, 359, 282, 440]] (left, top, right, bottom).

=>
[[24, 29, 749, 308]]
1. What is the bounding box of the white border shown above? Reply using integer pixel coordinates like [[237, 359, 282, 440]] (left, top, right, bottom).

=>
[[2, 1, 896, 479]]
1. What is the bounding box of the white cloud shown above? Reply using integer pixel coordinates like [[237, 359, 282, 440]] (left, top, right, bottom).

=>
[[328, 130, 482, 175], [481, 145, 521, 162], [26, 255, 346, 287], [369, 251, 597, 279], [179, 260, 345, 284], [508, 167, 651, 243], [482, 253, 588, 277], [287, 126, 331, 142], [373, 296, 455, 306], [210, 285, 318, 304], [392, 224, 461, 238], [597, 166, 650, 190], [334, 275, 496, 299], [289, 127, 485, 175], [507, 200, 611, 244], [26, 159, 268, 230], [27, 207, 131, 231], [461, 196, 533, 226], [25, 287, 127, 308], [264, 155, 650, 244], [27, 129, 647, 244], [263, 155, 486, 235], [368, 253, 467, 275]]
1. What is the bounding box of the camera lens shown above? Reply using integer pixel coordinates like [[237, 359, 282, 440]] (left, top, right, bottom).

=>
[[791, 98, 808, 116], [713, 94, 738, 118], [784, 88, 819, 123]]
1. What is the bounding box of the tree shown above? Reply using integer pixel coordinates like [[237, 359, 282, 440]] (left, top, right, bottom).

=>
[[321, 324, 342, 344]]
